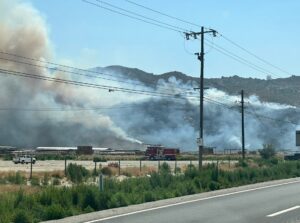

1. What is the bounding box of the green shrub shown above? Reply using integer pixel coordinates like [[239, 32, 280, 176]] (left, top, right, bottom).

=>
[[36, 154, 76, 160], [66, 163, 90, 183], [144, 191, 155, 202], [184, 164, 199, 179], [2, 159, 300, 222], [259, 144, 276, 159], [52, 178, 60, 186], [83, 205, 94, 213], [31, 177, 40, 186], [174, 167, 181, 173], [3, 154, 13, 161], [270, 157, 279, 165], [235, 159, 248, 168], [42, 173, 50, 186], [159, 162, 171, 175], [39, 189, 53, 206], [7, 172, 26, 185], [93, 157, 107, 162], [44, 204, 65, 220], [149, 172, 161, 188], [108, 192, 128, 208], [14, 190, 25, 208], [81, 188, 98, 210], [101, 167, 113, 176], [209, 181, 220, 190], [13, 210, 32, 223]]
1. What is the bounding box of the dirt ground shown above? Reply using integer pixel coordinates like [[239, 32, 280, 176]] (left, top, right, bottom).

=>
[[0, 160, 236, 172]]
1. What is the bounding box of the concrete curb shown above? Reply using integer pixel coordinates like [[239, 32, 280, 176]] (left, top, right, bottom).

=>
[[42, 177, 300, 223]]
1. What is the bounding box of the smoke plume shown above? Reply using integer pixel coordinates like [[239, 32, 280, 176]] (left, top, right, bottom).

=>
[[0, 1, 299, 151]]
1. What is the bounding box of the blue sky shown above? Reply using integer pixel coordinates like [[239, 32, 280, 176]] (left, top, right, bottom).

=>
[[28, 0, 300, 79]]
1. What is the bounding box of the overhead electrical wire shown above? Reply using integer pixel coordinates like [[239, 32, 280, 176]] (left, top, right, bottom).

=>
[[0, 66, 297, 126], [83, 0, 293, 80], [220, 34, 292, 77], [82, 0, 182, 33], [204, 39, 283, 78], [247, 104, 271, 129], [95, 0, 188, 32], [0, 51, 196, 93], [0, 1, 294, 127], [0, 67, 201, 101], [0, 105, 140, 112], [204, 96, 298, 126], [123, 0, 293, 78], [125, 0, 200, 28], [0, 104, 192, 112], [0, 56, 195, 94]]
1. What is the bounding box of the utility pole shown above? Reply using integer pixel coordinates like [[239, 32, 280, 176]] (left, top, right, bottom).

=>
[[185, 27, 217, 169], [241, 90, 245, 159]]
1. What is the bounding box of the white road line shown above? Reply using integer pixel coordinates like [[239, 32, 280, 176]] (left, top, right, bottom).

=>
[[84, 180, 300, 223], [267, 206, 300, 217]]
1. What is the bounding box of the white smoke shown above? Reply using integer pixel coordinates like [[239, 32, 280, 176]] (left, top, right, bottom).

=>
[[0, 1, 298, 151], [0, 0, 143, 148]]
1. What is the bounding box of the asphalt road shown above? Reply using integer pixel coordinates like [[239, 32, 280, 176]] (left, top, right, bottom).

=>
[[84, 180, 300, 223]]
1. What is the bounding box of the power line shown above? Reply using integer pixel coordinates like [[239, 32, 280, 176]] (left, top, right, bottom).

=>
[[247, 104, 270, 129], [0, 67, 200, 101], [0, 103, 192, 112], [205, 39, 283, 78], [220, 34, 292, 77], [0, 51, 143, 85], [96, 0, 188, 32], [82, 0, 182, 33], [0, 105, 137, 112], [0, 55, 196, 94], [0, 51, 199, 93], [125, 0, 200, 28], [123, 0, 294, 78], [204, 96, 298, 126], [0, 65, 296, 126]]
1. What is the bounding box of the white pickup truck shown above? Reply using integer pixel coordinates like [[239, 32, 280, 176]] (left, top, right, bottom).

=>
[[13, 155, 36, 164]]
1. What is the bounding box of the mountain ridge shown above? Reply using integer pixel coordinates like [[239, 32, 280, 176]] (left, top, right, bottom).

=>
[[99, 65, 300, 106]]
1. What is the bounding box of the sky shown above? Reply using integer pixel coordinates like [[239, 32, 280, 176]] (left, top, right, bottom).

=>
[[26, 0, 300, 79]]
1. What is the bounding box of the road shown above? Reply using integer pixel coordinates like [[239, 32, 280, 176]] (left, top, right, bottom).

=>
[[48, 178, 300, 223], [0, 160, 234, 172]]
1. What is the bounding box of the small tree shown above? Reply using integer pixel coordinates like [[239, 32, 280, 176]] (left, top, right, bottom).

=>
[[66, 163, 90, 183], [259, 144, 276, 159], [159, 162, 171, 175]]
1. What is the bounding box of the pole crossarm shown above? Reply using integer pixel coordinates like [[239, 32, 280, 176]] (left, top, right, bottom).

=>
[[184, 29, 218, 40]]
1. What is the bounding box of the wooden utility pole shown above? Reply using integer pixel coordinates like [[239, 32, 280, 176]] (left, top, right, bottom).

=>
[[185, 27, 218, 169], [241, 90, 245, 159]]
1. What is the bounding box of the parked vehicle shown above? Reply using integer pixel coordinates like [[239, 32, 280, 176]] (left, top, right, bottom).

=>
[[13, 155, 36, 164], [145, 145, 179, 160]]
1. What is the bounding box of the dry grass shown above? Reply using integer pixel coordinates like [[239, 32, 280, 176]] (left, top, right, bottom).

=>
[[0, 170, 65, 180], [0, 171, 27, 178], [219, 162, 237, 171], [121, 166, 158, 176], [0, 184, 41, 194], [101, 166, 159, 177]]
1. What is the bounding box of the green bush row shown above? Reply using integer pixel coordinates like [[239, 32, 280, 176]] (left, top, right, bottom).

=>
[[1, 160, 300, 222]]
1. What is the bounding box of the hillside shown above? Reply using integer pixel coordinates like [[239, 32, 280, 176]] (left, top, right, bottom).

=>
[[98, 65, 300, 106]]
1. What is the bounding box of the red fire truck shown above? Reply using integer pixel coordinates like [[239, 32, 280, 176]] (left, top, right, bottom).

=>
[[145, 145, 180, 160]]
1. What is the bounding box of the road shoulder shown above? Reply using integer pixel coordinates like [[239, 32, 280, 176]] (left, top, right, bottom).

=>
[[42, 177, 300, 223]]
